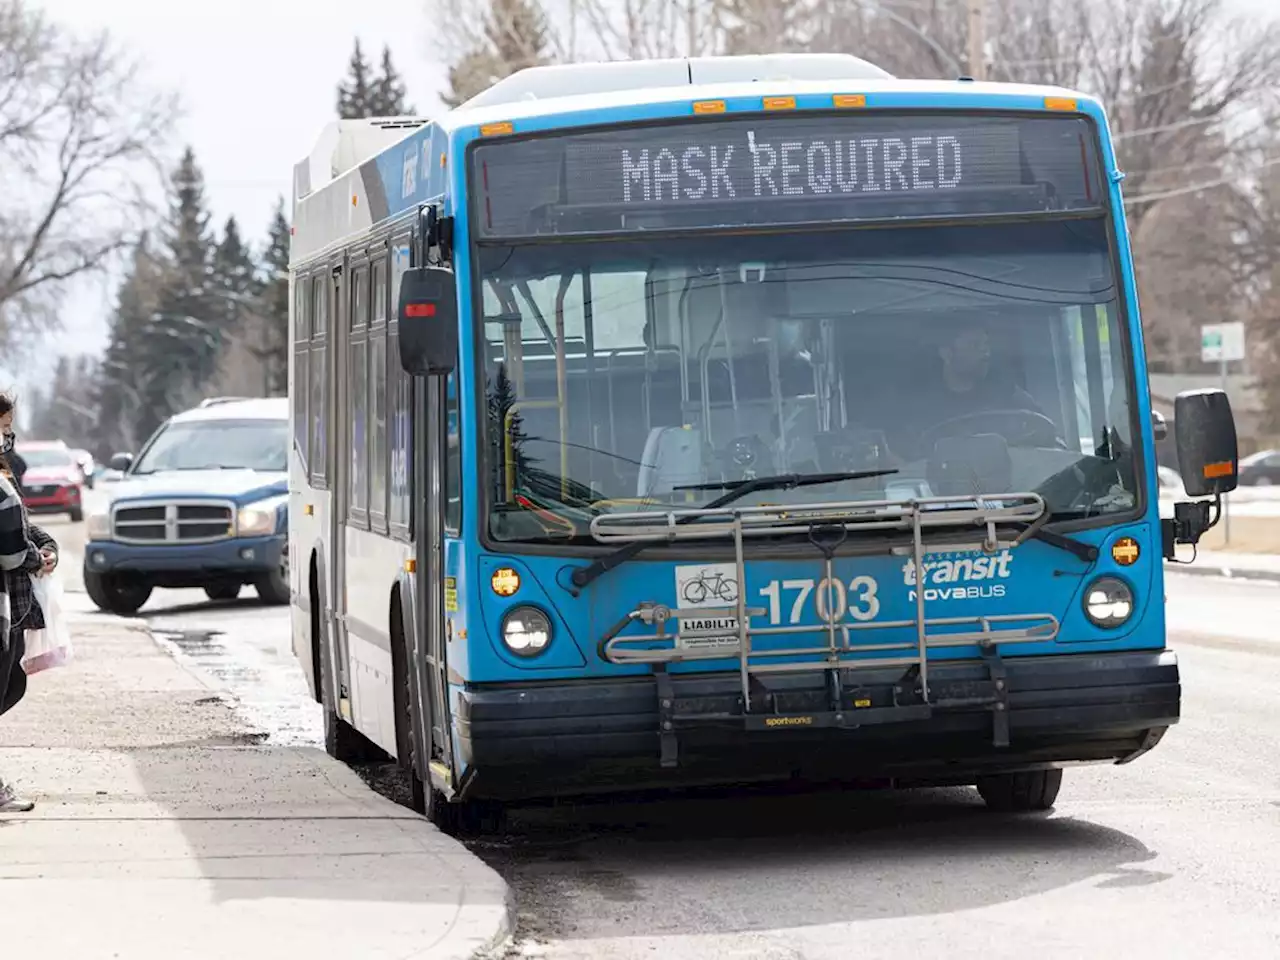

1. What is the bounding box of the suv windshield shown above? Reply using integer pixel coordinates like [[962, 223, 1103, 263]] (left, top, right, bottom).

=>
[[479, 218, 1138, 544], [132, 419, 288, 474]]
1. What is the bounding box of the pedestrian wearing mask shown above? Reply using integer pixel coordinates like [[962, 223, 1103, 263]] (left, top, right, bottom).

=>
[[0, 392, 58, 812]]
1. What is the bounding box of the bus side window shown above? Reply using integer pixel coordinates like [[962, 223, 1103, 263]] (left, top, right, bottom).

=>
[[445, 370, 460, 534], [292, 278, 310, 474], [310, 275, 329, 487], [389, 241, 414, 541], [349, 264, 370, 525], [370, 259, 390, 533]]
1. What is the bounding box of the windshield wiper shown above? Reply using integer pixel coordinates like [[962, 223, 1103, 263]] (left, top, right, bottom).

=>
[[1012, 512, 1099, 562], [569, 469, 898, 591]]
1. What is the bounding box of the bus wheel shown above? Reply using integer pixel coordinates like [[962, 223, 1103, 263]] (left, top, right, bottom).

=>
[[427, 789, 505, 837], [320, 654, 377, 762], [976, 769, 1063, 812], [316, 604, 378, 761]]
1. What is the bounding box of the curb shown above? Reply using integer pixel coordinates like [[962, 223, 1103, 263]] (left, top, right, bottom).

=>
[[471, 890, 517, 959], [1164, 561, 1280, 584]]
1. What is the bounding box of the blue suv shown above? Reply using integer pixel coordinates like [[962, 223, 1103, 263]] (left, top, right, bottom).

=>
[[83, 397, 289, 615]]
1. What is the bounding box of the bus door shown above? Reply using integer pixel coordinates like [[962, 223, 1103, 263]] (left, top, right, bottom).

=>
[[328, 253, 353, 719], [409, 216, 454, 781]]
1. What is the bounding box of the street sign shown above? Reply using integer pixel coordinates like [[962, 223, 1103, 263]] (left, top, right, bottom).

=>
[[1201, 322, 1245, 363]]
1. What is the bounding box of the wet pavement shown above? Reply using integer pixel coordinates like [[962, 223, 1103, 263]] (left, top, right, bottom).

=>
[[146, 600, 322, 748], [57, 493, 322, 749]]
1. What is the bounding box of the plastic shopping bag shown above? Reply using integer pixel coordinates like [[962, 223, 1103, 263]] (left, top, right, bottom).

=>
[[22, 573, 73, 675]]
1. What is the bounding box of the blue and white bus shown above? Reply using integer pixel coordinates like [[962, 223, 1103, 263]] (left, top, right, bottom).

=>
[[288, 54, 1239, 833]]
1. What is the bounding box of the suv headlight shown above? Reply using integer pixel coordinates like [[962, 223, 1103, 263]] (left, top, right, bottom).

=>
[[237, 494, 287, 537], [1083, 576, 1135, 628], [86, 511, 111, 540], [501, 606, 552, 657]]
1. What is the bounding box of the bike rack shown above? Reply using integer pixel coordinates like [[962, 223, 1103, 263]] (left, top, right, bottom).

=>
[[590, 493, 1058, 766]]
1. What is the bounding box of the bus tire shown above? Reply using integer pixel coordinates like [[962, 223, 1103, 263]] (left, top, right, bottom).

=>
[[315, 570, 378, 763], [428, 790, 505, 837], [388, 589, 505, 836], [976, 768, 1063, 812], [320, 644, 377, 762], [389, 590, 428, 815]]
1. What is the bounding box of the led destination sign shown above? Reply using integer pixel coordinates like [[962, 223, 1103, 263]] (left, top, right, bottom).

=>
[[616, 129, 972, 203], [471, 113, 1104, 238]]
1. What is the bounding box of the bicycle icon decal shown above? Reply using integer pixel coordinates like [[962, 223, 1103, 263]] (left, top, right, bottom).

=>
[[676, 564, 740, 606]]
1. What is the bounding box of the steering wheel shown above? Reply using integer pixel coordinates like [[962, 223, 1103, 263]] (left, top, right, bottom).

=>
[[718, 434, 773, 477], [920, 408, 1062, 452]]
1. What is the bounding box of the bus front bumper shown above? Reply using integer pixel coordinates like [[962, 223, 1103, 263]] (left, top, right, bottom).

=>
[[455, 650, 1179, 798]]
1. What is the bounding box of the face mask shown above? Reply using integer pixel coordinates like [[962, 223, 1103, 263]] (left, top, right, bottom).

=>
[[1, 431, 14, 454]]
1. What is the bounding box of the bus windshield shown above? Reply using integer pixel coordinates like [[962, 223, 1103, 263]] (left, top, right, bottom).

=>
[[479, 217, 1138, 544], [477, 214, 1141, 544]]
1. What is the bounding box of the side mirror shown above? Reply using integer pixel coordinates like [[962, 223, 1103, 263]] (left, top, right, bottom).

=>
[[1174, 388, 1237, 497], [109, 452, 134, 473], [1151, 410, 1168, 441], [397, 265, 458, 376]]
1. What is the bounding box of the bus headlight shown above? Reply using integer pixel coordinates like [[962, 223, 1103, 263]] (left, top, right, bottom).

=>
[[501, 606, 552, 657], [86, 511, 111, 540], [1083, 576, 1134, 628], [237, 495, 287, 537]]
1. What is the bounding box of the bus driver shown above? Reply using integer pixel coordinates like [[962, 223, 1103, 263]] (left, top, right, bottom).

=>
[[892, 314, 1052, 462]]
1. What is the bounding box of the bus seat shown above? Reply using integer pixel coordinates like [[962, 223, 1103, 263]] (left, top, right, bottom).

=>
[[636, 426, 703, 498]]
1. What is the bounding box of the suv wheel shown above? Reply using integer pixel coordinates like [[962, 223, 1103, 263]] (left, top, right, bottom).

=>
[[254, 544, 289, 605], [205, 582, 241, 602], [83, 568, 152, 616]]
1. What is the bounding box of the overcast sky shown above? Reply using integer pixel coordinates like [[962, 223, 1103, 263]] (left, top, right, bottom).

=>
[[11, 0, 450, 399], [8, 0, 1275, 401]]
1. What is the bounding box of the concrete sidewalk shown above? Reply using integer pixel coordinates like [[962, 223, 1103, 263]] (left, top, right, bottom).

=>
[[1165, 549, 1280, 583], [0, 611, 511, 959]]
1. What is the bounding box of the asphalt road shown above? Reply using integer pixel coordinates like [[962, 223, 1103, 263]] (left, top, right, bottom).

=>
[[49, 501, 1280, 958]]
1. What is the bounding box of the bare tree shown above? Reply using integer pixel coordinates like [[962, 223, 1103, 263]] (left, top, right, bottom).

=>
[[433, 0, 558, 107], [721, 0, 813, 55], [811, 0, 1278, 233], [0, 0, 177, 354], [569, 0, 725, 60], [1237, 152, 1280, 431]]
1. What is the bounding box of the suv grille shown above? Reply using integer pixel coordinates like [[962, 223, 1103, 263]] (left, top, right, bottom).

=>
[[112, 500, 235, 544]]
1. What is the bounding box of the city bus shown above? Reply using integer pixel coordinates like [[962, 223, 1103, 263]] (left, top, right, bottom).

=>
[[288, 53, 1239, 834]]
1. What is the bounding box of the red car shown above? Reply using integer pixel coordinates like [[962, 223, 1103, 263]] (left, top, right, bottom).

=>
[[15, 441, 84, 521]]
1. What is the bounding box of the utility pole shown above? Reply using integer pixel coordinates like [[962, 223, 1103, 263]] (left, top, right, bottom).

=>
[[1221, 348, 1231, 545], [967, 0, 986, 80]]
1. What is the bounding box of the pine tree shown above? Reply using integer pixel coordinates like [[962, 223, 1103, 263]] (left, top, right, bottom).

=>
[[370, 45, 414, 116], [253, 198, 291, 395], [337, 39, 376, 118], [212, 216, 257, 338], [442, 0, 551, 108], [143, 147, 219, 437], [96, 236, 164, 454]]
